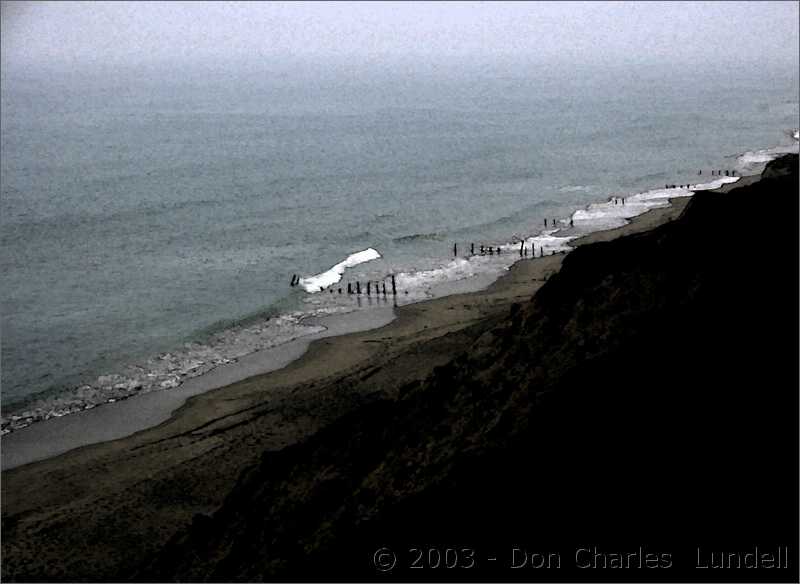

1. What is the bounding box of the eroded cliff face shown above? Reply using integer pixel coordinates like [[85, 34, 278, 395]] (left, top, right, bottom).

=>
[[145, 156, 798, 582]]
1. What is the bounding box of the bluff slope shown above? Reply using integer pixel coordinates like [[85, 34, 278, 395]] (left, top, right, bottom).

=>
[[146, 156, 799, 582]]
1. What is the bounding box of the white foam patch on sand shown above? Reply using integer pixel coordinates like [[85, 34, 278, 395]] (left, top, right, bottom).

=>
[[299, 248, 381, 293]]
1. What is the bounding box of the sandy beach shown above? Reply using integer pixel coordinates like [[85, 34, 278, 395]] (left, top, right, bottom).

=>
[[1, 167, 766, 581]]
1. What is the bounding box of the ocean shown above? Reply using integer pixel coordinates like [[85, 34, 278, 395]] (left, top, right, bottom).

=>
[[1, 59, 798, 432]]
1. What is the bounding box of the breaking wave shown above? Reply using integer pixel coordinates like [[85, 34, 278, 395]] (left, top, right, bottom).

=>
[[298, 248, 382, 293]]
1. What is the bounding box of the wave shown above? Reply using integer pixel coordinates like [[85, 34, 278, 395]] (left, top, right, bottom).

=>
[[298, 248, 382, 293], [395, 257, 478, 291], [570, 177, 740, 232], [392, 229, 576, 299], [393, 232, 443, 244], [558, 185, 597, 193], [737, 138, 799, 173], [1, 310, 334, 434]]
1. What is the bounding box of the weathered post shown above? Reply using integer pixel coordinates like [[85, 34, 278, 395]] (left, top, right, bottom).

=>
[[471, 243, 474, 255], [356, 281, 361, 295], [367, 281, 371, 295], [391, 274, 397, 295]]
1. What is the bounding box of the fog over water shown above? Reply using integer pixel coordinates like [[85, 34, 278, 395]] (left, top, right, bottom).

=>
[[3, 1, 799, 70]]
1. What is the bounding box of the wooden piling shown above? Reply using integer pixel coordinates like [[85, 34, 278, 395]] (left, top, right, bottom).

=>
[[391, 274, 397, 295], [356, 281, 361, 295]]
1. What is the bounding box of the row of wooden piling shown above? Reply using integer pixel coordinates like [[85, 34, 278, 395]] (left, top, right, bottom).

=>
[[292, 168, 740, 292], [667, 169, 737, 190], [290, 236, 571, 293], [290, 273, 399, 296]]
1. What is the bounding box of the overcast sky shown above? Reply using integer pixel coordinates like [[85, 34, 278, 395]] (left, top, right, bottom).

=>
[[2, 1, 799, 71]]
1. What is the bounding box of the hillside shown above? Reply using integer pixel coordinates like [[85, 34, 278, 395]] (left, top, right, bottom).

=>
[[142, 156, 799, 582]]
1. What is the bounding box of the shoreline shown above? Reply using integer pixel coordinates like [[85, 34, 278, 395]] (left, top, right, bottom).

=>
[[0, 173, 757, 471], [1, 159, 793, 582], [0, 152, 765, 438]]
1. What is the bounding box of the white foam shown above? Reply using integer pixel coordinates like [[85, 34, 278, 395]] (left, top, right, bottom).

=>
[[1, 311, 328, 433], [737, 142, 799, 173], [569, 177, 741, 233], [691, 176, 741, 191], [514, 229, 576, 254], [299, 248, 381, 293], [395, 257, 478, 291]]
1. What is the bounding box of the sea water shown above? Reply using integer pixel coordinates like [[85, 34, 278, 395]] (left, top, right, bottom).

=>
[[1, 59, 798, 431]]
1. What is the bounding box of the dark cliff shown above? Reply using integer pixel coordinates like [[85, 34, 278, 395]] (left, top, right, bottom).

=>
[[144, 155, 799, 582]]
